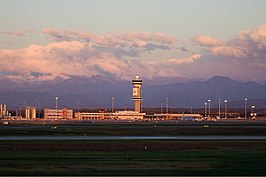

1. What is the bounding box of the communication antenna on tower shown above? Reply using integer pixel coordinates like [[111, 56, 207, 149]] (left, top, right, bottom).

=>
[[111, 97, 114, 113], [166, 97, 169, 114]]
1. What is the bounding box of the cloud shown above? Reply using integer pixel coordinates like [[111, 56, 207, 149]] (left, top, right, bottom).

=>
[[192, 24, 266, 59], [237, 24, 266, 48], [168, 54, 202, 64], [191, 35, 223, 46], [231, 24, 266, 60], [210, 46, 246, 58], [1, 25, 266, 83], [0, 29, 178, 81], [43, 28, 96, 42], [43, 28, 177, 52], [1, 30, 33, 37]]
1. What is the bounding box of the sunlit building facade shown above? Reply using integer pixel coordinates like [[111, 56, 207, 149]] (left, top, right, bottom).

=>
[[44, 108, 73, 119]]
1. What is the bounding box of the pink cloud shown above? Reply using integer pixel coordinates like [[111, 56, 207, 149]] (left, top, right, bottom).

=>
[[192, 24, 266, 59], [43, 28, 177, 51], [0, 39, 161, 81], [1, 25, 266, 82], [210, 46, 246, 58], [168, 54, 202, 64], [237, 24, 266, 47], [191, 35, 223, 46]]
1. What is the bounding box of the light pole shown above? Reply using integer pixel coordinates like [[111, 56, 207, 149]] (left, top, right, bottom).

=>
[[55, 96, 58, 119], [208, 99, 211, 117], [111, 97, 114, 113], [204, 103, 207, 117], [245, 98, 247, 119], [224, 99, 228, 119]]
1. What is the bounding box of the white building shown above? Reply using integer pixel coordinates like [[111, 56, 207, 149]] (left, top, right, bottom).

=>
[[112, 111, 146, 120], [44, 108, 73, 119], [75, 112, 104, 120], [74, 111, 145, 120]]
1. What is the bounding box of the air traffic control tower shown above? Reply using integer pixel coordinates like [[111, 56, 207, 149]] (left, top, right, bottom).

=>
[[132, 75, 142, 113]]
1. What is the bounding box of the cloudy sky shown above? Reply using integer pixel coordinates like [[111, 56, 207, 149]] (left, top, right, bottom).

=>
[[1, 0, 266, 83]]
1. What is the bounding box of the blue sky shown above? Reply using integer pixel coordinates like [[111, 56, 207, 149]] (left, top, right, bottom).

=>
[[1, 0, 266, 82], [1, 0, 266, 46]]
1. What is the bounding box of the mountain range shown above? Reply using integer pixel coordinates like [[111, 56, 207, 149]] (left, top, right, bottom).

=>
[[0, 75, 266, 110]]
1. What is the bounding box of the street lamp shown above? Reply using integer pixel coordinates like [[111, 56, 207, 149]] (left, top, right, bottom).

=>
[[224, 99, 228, 119], [204, 103, 207, 117], [55, 96, 58, 119], [208, 99, 211, 117]]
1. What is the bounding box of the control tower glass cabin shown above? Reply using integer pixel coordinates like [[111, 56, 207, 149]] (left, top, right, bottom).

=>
[[132, 75, 142, 113]]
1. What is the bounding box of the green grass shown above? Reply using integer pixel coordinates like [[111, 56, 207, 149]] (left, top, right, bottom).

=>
[[0, 140, 266, 176], [1, 122, 266, 175], [0, 150, 265, 175]]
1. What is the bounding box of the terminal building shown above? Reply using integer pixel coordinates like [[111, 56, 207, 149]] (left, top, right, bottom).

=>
[[112, 111, 146, 120], [44, 108, 73, 119], [75, 112, 104, 120], [74, 111, 146, 120]]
